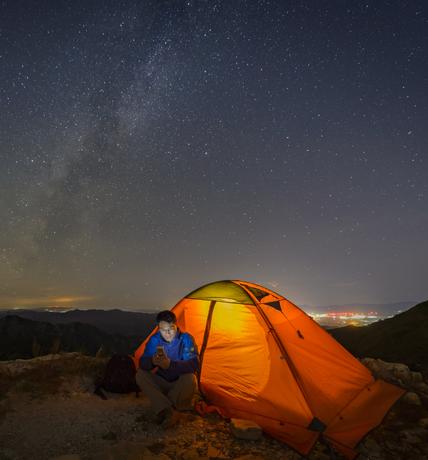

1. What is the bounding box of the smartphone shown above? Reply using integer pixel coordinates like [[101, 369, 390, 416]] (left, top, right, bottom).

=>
[[156, 346, 165, 357]]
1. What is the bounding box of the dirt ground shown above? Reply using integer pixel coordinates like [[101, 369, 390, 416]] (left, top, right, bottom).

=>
[[0, 391, 303, 460], [0, 353, 301, 460], [2, 353, 427, 460]]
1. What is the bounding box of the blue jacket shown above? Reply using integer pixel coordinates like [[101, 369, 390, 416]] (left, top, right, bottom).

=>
[[139, 329, 199, 382]]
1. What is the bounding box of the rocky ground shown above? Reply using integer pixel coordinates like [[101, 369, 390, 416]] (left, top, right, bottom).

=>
[[0, 353, 427, 460]]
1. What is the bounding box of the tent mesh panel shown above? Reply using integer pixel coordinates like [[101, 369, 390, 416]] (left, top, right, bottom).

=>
[[186, 281, 255, 305]]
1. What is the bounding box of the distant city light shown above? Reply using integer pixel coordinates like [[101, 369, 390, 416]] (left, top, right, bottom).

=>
[[307, 309, 383, 328]]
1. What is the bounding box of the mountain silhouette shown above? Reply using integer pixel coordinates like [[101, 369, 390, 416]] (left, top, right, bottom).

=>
[[0, 309, 156, 337], [331, 300, 428, 371], [0, 315, 142, 360]]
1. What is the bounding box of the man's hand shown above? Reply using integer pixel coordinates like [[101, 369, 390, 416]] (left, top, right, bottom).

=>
[[157, 355, 171, 370], [152, 353, 171, 370]]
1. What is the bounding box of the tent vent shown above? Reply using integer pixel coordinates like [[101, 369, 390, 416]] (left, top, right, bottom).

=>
[[308, 417, 326, 432], [266, 301, 281, 311], [297, 330, 304, 339], [246, 285, 271, 301]]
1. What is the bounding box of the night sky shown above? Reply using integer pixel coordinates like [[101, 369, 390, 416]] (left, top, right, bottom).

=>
[[1, 1, 427, 310]]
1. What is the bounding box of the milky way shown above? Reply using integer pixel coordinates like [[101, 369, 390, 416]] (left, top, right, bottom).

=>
[[1, 1, 427, 309]]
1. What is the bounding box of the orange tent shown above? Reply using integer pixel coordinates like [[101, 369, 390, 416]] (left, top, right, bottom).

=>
[[134, 280, 404, 458]]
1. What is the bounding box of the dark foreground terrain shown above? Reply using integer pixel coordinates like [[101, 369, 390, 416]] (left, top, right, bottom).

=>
[[0, 353, 427, 460]]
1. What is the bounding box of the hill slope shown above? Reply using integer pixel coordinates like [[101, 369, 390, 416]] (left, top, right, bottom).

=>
[[0, 309, 156, 337], [0, 315, 142, 360], [331, 300, 428, 370]]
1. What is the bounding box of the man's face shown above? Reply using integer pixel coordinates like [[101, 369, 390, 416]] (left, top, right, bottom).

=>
[[158, 320, 177, 343]]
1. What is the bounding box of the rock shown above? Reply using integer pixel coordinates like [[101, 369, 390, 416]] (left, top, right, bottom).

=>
[[230, 419, 263, 441], [148, 454, 170, 460], [363, 437, 381, 453], [412, 427, 428, 437], [206, 445, 226, 458], [0, 353, 83, 376], [384, 440, 400, 452], [49, 456, 81, 460], [361, 359, 428, 397], [92, 442, 171, 460], [399, 429, 422, 445], [101, 431, 117, 440], [418, 418, 428, 428], [233, 456, 267, 460], [411, 372, 424, 384], [146, 442, 166, 455], [181, 448, 208, 460], [361, 358, 380, 374], [361, 358, 412, 385], [0, 449, 18, 460], [309, 452, 331, 460], [414, 382, 428, 394], [402, 392, 422, 406], [387, 362, 410, 377]]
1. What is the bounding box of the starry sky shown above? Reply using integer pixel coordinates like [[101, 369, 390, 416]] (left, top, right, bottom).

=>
[[1, 1, 427, 310]]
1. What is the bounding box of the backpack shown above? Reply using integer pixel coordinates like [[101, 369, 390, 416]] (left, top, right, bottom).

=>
[[94, 354, 140, 399]]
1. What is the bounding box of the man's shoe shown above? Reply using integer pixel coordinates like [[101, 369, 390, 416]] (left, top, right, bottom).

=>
[[161, 407, 180, 429], [155, 407, 170, 425]]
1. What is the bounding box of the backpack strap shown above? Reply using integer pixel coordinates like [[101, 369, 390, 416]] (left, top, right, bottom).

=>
[[94, 384, 108, 400]]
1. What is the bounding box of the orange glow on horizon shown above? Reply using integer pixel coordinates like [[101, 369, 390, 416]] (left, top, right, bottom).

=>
[[0, 294, 96, 308], [51, 296, 93, 303]]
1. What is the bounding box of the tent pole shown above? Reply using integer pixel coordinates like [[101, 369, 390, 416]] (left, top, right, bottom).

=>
[[197, 300, 216, 398], [252, 300, 318, 421]]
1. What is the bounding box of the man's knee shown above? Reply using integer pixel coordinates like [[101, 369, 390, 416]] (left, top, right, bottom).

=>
[[136, 369, 152, 379], [177, 373, 197, 389], [136, 369, 154, 388], [170, 373, 197, 411]]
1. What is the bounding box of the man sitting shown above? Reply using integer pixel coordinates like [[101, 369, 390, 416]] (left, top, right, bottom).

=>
[[136, 310, 199, 427]]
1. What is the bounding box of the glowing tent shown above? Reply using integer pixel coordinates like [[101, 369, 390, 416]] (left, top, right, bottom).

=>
[[134, 280, 403, 458]]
